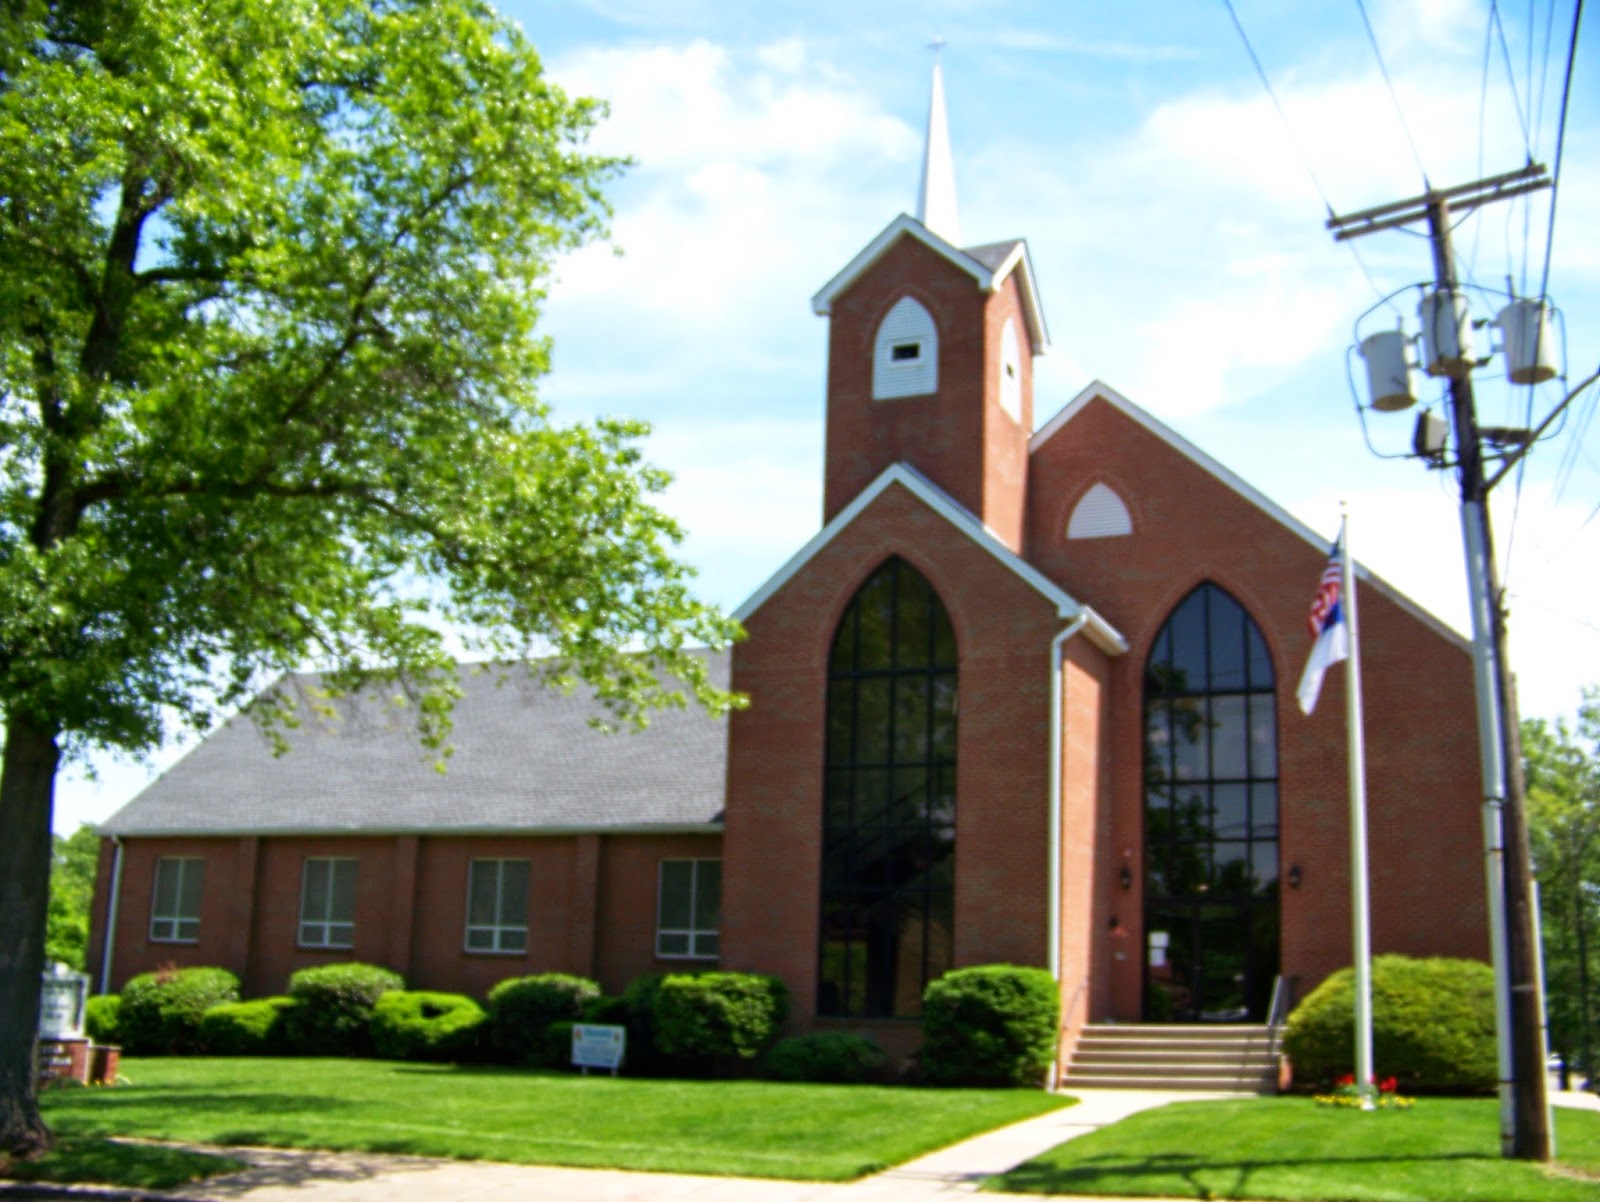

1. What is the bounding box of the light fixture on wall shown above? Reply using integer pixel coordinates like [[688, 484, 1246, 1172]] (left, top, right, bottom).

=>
[[1288, 864, 1303, 890]]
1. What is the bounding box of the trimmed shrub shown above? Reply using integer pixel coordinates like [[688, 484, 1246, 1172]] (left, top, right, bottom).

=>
[[85, 994, 121, 1046], [653, 971, 790, 1066], [200, 997, 296, 1056], [617, 972, 683, 1077], [487, 973, 600, 1066], [582, 995, 629, 1025], [761, 1032, 889, 1084], [284, 962, 404, 1056], [119, 967, 240, 1055], [1283, 954, 1496, 1092], [370, 991, 486, 1062], [919, 964, 1058, 1087]]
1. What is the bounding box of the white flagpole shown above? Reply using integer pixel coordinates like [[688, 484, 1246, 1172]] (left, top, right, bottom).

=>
[[1342, 505, 1376, 1107]]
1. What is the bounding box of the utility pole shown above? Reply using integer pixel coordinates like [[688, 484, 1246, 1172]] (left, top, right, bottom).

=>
[[1329, 164, 1553, 1161]]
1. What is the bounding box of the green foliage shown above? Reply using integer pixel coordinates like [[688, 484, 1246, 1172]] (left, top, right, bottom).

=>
[[652, 972, 790, 1066], [0, 0, 737, 1147], [45, 826, 100, 972], [198, 997, 295, 1056], [918, 965, 1059, 1088], [582, 995, 629, 1025], [1524, 689, 1600, 1079], [761, 1032, 890, 1084], [284, 962, 404, 1056], [84, 995, 121, 1046], [1283, 955, 1497, 1091], [487, 973, 600, 1066], [119, 967, 240, 1055], [370, 991, 486, 1062]]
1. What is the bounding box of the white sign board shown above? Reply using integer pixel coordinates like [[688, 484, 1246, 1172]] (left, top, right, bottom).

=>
[[38, 965, 88, 1039], [570, 1023, 626, 1074]]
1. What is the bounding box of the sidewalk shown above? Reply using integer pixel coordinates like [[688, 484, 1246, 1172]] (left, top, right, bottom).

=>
[[146, 1088, 1226, 1202]]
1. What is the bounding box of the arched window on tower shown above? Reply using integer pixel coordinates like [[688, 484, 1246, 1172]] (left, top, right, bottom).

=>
[[1143, 582, 1279, 1022], [873, 297, 939, 400], [819, 557, 957, 1017]]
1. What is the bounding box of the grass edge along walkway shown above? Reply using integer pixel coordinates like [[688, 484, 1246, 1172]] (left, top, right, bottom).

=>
[[28, 1057, 1074, 1185], [0, 1137, 248, 1191], [987, 1095, 1600, 1202]]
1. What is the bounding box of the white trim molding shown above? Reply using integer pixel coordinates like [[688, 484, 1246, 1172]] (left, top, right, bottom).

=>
[[811, 214, 1050, 353], [1032, 381, 1471, 651], [733, 462, 1126, 656]]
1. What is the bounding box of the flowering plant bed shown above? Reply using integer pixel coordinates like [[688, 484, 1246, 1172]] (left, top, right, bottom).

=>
[[1315, 1073, 1416, 1109]]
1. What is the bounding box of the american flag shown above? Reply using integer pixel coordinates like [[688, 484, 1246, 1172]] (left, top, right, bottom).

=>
[[1307, 541, 1342, 640]]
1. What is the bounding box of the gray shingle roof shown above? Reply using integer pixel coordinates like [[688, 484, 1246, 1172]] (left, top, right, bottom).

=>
[[963, 239, 1023, 273], [100, 651, 729, 837]]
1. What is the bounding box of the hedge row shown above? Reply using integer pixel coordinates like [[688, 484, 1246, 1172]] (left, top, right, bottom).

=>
[[90, 961, 1065, 1086]]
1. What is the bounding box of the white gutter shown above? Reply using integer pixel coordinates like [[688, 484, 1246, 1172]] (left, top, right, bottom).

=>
[[1047, 613, 1089, 981], [99, 836, 124, 994]]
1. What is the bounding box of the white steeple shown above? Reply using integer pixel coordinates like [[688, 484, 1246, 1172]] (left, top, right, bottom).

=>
[[916, 42, 961, 245]]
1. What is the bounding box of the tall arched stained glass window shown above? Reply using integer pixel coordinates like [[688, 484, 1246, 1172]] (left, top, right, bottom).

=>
[[819, 558, 957, 1018], [1143, 583, 1279, 1022]]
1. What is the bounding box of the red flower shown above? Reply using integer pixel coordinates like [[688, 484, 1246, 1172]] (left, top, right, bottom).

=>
[[1336, 1073, 1355, 1087], [1379, 1076, 1398, 1094]]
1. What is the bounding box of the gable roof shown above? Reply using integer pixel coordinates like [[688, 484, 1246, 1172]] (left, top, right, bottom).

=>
[[810, 215, 1051, 352], [734, 462, 1126, 655], [99, 651, 730, 838], [1031, 381, 1471, 650]]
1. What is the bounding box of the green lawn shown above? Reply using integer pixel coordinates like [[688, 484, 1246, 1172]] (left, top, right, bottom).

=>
[[34, 1057, 1071, 1182], [1, 1138, 246, 1190], [989, 1096, 1600, 1202]]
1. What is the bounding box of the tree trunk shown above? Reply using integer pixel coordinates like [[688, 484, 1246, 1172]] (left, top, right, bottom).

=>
[[0, 715, 62, 1157]]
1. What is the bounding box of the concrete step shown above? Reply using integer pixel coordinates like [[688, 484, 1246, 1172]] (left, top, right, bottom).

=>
[[1063, 1024, 1282, 1094], [1066, 1070, 1276, 1091]]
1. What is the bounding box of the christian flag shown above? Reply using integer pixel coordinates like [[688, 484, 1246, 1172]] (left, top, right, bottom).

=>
[[1297, 538, 1350, 715]]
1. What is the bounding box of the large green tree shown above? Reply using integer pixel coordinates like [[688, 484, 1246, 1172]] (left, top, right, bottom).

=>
[[0, 0, 737, 1154], [1523, 688, 1600, 1090], [45, 825, 100, 973]]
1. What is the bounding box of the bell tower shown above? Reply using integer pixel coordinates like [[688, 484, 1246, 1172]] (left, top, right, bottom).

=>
[[811, 50, 1049, 553]]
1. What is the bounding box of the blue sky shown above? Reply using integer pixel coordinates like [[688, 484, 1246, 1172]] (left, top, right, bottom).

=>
[[55, 0, 1599, 833]]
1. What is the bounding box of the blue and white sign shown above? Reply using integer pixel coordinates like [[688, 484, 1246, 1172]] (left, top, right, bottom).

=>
[[570, 1023, 626, 1074]]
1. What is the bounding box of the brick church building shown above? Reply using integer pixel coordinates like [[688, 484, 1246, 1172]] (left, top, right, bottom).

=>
[[89, 62, 1488, 1073]]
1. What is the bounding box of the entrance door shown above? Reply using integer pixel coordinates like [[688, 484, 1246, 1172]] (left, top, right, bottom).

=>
[[1142, 584, 1280, 1022], [1144, 899, 1278, 1022]]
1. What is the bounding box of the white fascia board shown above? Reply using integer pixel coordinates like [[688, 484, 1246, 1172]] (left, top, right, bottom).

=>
[[1030, 380, 1471, 652], [994, 240, 1052, 355], [812, 215, 993, 315], [811, 216, 1052, 356], [98, 823, 727, 839], [733, 462, 1127, 656]]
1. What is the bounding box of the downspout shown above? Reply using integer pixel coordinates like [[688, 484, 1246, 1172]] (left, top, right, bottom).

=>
[[1047, 612, 1088, 982], [99, 836, 124, 995]]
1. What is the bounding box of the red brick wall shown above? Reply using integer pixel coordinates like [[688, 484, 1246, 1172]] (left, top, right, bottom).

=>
[[1059, 633, 1113, 1054], [1026, 393, 1486, 1016], [592, 832, 723, 992], [722, 480, 1077, 1029], [94, 830, 723, 1001], [823, 235, 1035, 550]]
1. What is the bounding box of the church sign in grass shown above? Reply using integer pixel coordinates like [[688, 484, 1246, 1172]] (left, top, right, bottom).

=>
[[987, 1096, 1600, 1202], [28, 1057, 1070, 1183]]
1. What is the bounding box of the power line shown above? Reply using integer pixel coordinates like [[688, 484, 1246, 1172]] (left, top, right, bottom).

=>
[[1490, 2, 1536, 156], [1353, 0, 1431, 184], [1219, 0, 1401, 314]]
